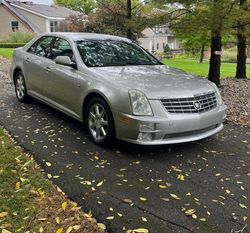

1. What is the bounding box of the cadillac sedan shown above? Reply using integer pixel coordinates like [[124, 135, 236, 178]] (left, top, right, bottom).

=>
[[11, 33, 227, 146]]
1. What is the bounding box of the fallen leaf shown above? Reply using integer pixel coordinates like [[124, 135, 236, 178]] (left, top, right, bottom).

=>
[[56, 227, 63, 233], [106, 216, 114, 220], [139, 197, 147, 201], [96, 181, 104, 187], [239, 203, 247, 209], [177, 174, 185, 181], [62, 201, 67, 211], [142, 217, 148, 222], [15, 182, 20, 190], [46, 162, 52, 167], [55, 217, 60, 224], [2, 230, 12, 233], [0, 212, 8, 218], [97, 223, 106, 231], [133, 228, 149, 233], [185, 209, 196, 216], [66, 226, 73, 233], [170, 193, 181, 200]]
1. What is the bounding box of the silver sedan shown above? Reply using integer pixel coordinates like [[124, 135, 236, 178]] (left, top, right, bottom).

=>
[[11, 32, 227, 146]]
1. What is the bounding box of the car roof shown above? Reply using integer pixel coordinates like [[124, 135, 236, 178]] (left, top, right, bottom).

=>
[[41, 32, 132, 42]]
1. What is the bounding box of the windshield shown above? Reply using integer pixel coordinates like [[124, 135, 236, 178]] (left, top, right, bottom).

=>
[[76, 40, 161, 67]]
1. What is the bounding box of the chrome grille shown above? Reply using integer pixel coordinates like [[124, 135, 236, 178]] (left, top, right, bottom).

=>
[[161, 92, 217, 114]]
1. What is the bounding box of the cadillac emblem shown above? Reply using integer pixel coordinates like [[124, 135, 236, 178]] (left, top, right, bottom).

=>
[[193, 101, 201, 110]]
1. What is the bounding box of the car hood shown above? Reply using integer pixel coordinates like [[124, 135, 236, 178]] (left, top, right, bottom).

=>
[[90, 65, 215, 99]]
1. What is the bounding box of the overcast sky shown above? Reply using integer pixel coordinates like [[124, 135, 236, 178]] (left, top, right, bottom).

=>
[[31, 0, 53, 5]]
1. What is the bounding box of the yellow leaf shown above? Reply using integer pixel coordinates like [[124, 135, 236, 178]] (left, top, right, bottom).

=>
[[170, 193, 181, 200], [117, 213, 123, 217], [55, 217, 60, 224], [2, 230, 12, 233], [96, 181, 104, 187], [15, 182, 20, 190], [184, 209, 196, 216], [47, 173, 52, 179], [139, 197, 147, 201], [72, 225, 80, 230], [39, 227, 44, 233], [199, 218, 206, 222], [106, 216, 114, 220], [177, 174, 185, 181], [239, 203, 247, 209], [62, 201, 67, 211], [142, 217, 148, 222], [159, 185, 168, 189], [0, 212, 8, 218], [56, 227, 63, 233], [133, 228, 149, 233], [97, 223, 106, 231], [66, 226, 73, 233], [243, 216, 247, 221], [186, 192, 191, 196], [46, 162, 52, 167]]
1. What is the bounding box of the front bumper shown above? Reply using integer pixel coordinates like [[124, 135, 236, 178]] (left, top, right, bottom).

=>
[[114, 103, 227, 145]]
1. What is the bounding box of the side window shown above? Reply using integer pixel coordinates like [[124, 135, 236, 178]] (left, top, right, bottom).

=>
[[51, 38, 74, 60], [28, 36, 54, 58]]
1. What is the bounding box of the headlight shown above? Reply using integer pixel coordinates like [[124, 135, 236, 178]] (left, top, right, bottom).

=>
[[210, 82, 223, 105], [129, 90, 153, 116]]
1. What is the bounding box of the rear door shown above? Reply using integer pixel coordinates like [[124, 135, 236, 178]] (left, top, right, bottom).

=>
[[23, 36, 55, 98]]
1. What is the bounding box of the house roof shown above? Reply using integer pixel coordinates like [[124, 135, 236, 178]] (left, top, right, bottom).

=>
[[1, 0, 40, 32], [10, 1, 79, 19]]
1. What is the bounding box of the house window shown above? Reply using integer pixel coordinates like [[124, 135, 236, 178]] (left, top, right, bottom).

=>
[[163, 42, 165, 49], [156, 43, 159, 50], [11, 21, 19, 32], [50, 21, 58, 32]]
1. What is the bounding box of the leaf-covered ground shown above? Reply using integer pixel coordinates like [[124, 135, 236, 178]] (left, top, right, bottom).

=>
[[0, 128, 106, 233]]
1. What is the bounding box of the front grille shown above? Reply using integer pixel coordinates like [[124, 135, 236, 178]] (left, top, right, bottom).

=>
[[161, 92, 217, 114]]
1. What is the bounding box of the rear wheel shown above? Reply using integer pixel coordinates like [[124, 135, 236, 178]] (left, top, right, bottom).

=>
[[14, 71, 30, 103], [86, 97, 115, 146]]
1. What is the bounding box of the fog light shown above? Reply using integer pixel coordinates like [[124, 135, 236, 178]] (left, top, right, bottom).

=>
[[138, 132, 153, 141], [139, 122, 155, 132]]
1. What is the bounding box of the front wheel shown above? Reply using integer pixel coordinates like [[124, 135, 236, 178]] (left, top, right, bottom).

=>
[[86, 97, 115, 147], [14, 71, 30, 103]]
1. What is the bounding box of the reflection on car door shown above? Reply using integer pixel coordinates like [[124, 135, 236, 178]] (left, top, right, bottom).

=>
[[24, 36, 55, 98]]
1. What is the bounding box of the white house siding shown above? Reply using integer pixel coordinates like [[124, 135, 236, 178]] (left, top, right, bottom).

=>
[[138, 27, 180, 53]]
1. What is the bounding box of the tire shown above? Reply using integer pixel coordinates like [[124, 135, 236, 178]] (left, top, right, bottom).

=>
[[14, 71, 30, 103], [86, 97, 115, 147]]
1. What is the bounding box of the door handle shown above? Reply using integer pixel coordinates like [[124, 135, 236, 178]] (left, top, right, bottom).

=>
[[44, 66, 51, 72]]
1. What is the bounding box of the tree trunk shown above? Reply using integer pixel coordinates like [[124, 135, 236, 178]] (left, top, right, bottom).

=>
[[236, 0, 247, 79], [208, 32, 222, 86], [199, 43, 205, 63], [126, 0, 133, 40]]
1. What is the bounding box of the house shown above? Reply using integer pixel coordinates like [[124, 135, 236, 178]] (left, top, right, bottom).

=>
[[0, 0, 79, 34], [138, 25, 180, 53]]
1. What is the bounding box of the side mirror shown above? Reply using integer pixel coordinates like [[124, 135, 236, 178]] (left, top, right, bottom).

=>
[[55, 56, 76, 68]]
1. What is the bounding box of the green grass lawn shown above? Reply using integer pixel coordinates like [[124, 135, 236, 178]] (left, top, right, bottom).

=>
[[0, 48, 14, 59], [163, 58, 250, 79]]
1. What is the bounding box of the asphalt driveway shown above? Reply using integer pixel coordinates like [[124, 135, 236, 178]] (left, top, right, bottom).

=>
[[0, 75, 249, 233]]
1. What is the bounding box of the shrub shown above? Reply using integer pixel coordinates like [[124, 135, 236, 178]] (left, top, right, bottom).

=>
[[0, 43, 26, 48], [0, 32, 34, 43]]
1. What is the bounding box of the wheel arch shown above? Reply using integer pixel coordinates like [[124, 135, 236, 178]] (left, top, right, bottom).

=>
[[82, 91, 113, 123], [13, 67, 23, 82]]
